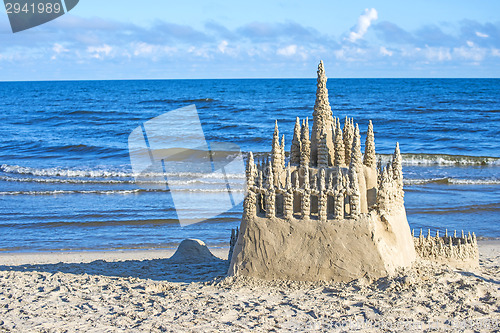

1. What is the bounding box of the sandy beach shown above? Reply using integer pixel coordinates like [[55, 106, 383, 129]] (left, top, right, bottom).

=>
[[0, 241, 497, 332]]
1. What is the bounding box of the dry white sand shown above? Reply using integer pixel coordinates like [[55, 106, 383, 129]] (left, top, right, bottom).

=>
[[0, 241, 499, 332]]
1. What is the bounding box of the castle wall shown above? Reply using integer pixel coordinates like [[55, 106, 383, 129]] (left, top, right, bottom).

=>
[[228, 209, 416, 282]]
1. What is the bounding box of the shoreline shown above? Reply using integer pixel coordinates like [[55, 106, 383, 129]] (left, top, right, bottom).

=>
[[0, 247, 230, 266], [0, 240, 498, 267]]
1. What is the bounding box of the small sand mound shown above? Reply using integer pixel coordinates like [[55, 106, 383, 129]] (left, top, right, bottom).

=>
[[169, 239, 221, 263]]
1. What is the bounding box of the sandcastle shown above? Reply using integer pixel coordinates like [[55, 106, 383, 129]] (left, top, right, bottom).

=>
[[413, 229, 478, 269], [227, 61, 478, 282]]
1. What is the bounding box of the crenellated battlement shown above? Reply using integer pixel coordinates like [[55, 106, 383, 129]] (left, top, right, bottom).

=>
[[243, 120, 404, 222], [414, 229, 478, 263]]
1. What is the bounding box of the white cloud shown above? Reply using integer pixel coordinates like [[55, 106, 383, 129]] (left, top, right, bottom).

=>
[[492, 49, 500, 57], [277, 44, 297, 56], [53, 43, 69, 54], [133, 42, 154, 56], [466, 40, 474, 47], [333, 45, 367, 62], [380, 46, 393, 56], [218, 40, 228, 53], [423, 46, 452, 61], [51, 43, 69, 60], [87, 44, 112, 59], [475, 31, 489, 38], [348, 8, 378, 42], [453, 46, 486, 61]]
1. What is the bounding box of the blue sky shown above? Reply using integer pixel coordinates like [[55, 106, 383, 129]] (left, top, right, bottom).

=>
[[1, 0, 499, 80]]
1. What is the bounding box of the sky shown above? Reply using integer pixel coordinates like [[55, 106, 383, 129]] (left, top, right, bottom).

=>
[[0, 0, 499, 80]]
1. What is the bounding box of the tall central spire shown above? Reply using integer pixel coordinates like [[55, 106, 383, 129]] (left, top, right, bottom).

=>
[[310, 60, 335, 166]]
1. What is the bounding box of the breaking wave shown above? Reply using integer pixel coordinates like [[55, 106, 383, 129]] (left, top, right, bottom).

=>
[[0, 164, 245, 180], [380, 153, 500, 166]]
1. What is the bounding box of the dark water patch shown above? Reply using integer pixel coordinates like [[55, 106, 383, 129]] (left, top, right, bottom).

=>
[[407, 203, 500, 215], [0, 218, 182, 229], [138, 98, 216, 105]]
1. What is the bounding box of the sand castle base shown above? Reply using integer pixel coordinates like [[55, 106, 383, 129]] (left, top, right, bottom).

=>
[[229, 208, 416, 282]]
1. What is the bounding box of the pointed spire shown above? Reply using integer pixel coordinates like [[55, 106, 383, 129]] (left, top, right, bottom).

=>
[[363, 120, 376, 168], [285, 165, 292, 190], [280, 134, 286, 171], [392, 142, 403, 189], [290, 117, 302, 165], [265, 163, 274, 190], [350, 124, 362, 172], [246, 152, 256, 187], [317, 129, 329, 168], [300, 118, 311, 168], [334, 120, 345, 166], [271, 120, 282, 186], [343, 117, 354, 165], [311, 60, 334, 167], [349, 168, 361, 218]]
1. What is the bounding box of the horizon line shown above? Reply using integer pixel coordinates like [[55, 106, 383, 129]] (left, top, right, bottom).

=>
[[1, 77, 499, 83]]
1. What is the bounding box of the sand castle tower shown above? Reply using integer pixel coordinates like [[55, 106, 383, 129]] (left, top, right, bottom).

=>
[[228, 61, 419, 282]]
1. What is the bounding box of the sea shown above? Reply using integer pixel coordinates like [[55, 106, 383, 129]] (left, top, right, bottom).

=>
[[0, 78, 499, 252]]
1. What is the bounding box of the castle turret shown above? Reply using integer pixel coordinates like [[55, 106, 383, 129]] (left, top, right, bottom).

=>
[[301, 166, 311, 218], [311, 60, 335, 167], [392, 142, 403, 190], [343, 117, 354, 166], [290, 117, 301, 165], [300, 118, 311, 168], [246, 152, 257, 187], [283, 166, 293, 219], [333, 167, 345, 219], [317, 129, 329, 168], [280, 134, 285, 172], [271, 121, 282, 186], [349, 168, 361, 218], [333, 118, 345, 166], [350, 124, 362, 173], [392, 142, 404, 206], [363, 120, 376, 168], [265, 166, 275, 218], [243, 190, 257, 219]]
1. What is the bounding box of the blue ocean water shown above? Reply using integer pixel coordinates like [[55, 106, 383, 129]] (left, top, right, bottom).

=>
[[0, 79, 499, 252]]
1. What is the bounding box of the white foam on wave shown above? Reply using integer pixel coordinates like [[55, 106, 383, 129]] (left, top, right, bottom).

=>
[[0, 187, 245, 196], [0, 164, 131, 178], [0, 164, 246, 180], [377, 154, 500, 166], [0, 189, 143, 196]]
